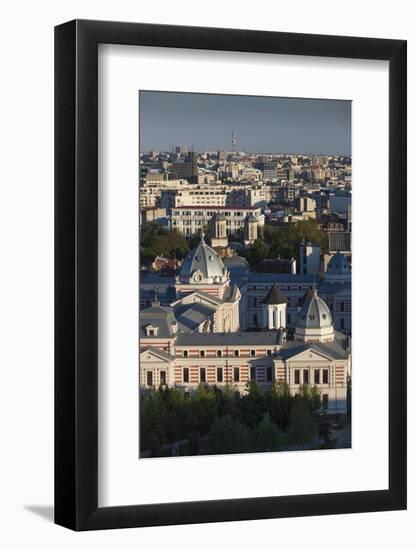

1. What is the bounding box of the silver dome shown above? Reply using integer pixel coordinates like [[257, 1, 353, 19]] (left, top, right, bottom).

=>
[[179, 236, 227, 284], [296, 289, 333, 329]]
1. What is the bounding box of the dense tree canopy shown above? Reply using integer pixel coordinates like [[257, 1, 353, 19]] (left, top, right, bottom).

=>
[[246, 220, 327, 266], [140, 223, 190, 260], [140, 381, 325, 457]]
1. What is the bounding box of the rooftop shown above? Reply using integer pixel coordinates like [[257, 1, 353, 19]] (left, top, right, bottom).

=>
[[248, 273, 315, 283], [279, 333, 349, 360], [175, 331, 282, 347], [262, 285, 288, 305]]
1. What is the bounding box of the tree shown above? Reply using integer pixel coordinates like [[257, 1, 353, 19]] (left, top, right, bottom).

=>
[[208, 415, 254, 454], [255, 413, 283, 451], [299, 384, 321, 412], [140, 389, 168, 453], [140, 223, 190, 260], [260, 219, 328, 259], [190, 383, 219, 433], [239, 380, 265, 428], [266, 381, 292, 430], [247, 239, 270, 266], [287, 399, 318, 448]]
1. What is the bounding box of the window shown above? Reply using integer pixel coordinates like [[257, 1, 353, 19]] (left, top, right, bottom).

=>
[[303, 369, 309, 384], [323, 369, 329, 384], [145, 325, 158, 336], [234, 350, 239, 357], [250, 366, 256, 380], [183, 368, 189, 383], [234, 367, 240, 382], [322, 393, 329, 409], [216, 350, 222, 357], [267, 349, 272, 356], [340, 318, 345, 330], [217, 367, 223, 383], [250, 349, 256, 357], [253, 297, 257, 307], [266, 366, 273, 382], [294, 369, 300, 385], [160, 371, 167, 385], [253, 313, 258, 325], [314, 369, 320, 384], [340, 301, 345, 312], [200, 367, 206, 383], [199, 350, 205, 357], [146, 371, 153, 386]]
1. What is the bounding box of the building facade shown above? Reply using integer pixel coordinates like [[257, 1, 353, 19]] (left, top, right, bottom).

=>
[[139, 242, 351, 414], [170, 205, 264, 237]]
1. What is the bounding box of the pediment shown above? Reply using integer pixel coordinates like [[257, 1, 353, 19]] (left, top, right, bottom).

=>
[[171, 291, 220, 308], [286, 348, 333, 363], [140, 348, 174, 363]]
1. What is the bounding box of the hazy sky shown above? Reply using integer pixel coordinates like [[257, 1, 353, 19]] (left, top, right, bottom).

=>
[[139, 91, 351, 156]]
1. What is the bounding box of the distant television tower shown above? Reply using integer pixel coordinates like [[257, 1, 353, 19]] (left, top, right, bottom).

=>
[[231, 128, 237, 154]]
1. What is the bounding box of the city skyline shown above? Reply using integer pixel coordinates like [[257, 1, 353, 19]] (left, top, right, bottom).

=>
[[139, 91, 352, 156]]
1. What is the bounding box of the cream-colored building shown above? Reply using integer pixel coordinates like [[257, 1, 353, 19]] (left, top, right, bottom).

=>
[[170, 205, 264, 237], [139, 245, 351, 414]]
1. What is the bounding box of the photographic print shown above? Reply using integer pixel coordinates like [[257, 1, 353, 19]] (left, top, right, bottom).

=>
[[139, 91, 352, 459]]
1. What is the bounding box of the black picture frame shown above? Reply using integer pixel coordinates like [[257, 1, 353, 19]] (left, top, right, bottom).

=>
[[55, 19, 407, 531]]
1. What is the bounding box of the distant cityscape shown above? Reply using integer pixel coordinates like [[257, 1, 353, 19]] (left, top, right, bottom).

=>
[[139, 97, 352, 459]]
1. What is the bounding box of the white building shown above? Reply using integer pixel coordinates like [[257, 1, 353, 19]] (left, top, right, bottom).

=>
[[170, 205, 264, 238]]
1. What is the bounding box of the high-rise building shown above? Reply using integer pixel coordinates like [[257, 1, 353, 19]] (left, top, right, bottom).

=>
[[171, 151, 198, 183], [255, 161, 278, 181]]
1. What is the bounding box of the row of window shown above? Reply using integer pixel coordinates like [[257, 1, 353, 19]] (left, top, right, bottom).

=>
[[146, 368, 333, 388], [183, 366, 240, 384], [181, 349, 273, 358], [172, 210, 255, 217], [293, 368, 329, 385]]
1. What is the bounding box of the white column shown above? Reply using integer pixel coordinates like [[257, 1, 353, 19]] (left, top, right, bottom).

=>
[[268, 307, 274, 329]]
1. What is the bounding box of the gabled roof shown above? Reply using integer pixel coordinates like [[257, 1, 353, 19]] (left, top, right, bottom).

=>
[[174, 302, 217, 332], [171, 290, 223, 307], [278, 336, 349, 361], [140, 347, 175, 362]]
